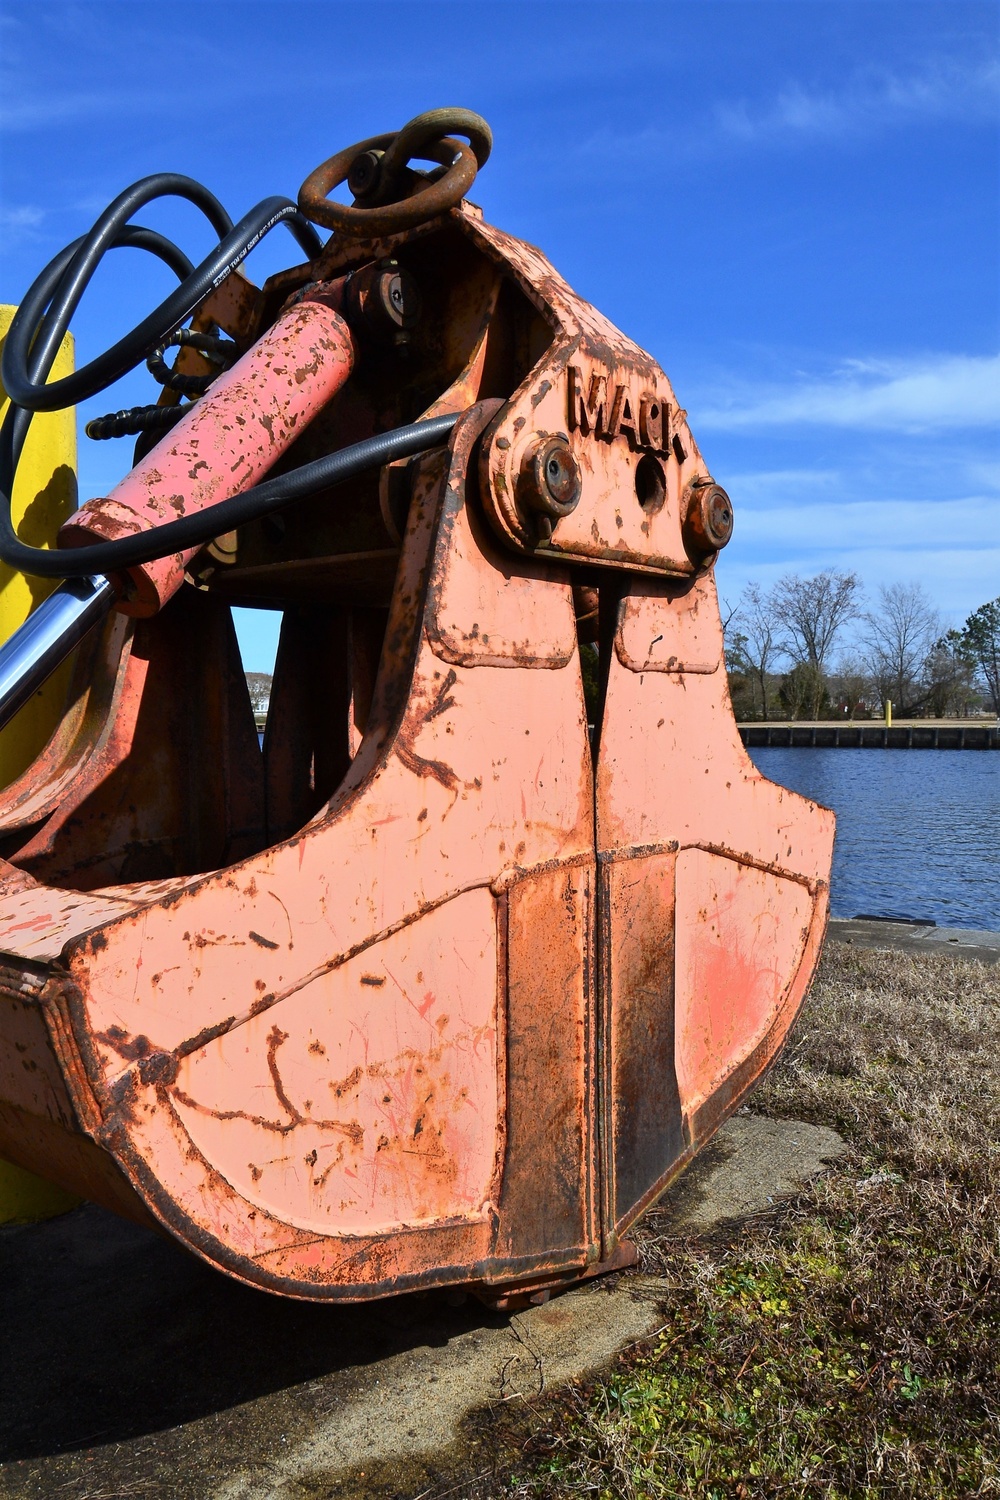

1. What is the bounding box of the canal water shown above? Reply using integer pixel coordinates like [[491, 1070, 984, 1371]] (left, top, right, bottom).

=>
[[749, 748, 1000, 931], [256, 733, 996, 929]]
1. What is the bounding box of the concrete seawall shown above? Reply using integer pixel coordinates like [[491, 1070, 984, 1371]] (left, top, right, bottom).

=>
[[827, 917, 1000, 964], [741, 722, 999, 749]]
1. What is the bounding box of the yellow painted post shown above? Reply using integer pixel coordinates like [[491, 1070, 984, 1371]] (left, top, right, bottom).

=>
[[0, 1160, 80, 1224], [885, 699, 892, 728], [0, 306, 79, 784], [0, 305, 82, 1222]]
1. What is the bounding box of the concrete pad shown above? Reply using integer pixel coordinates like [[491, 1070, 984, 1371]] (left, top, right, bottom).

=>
[[0, 1113, 845, 1500], [827, 917, 1000, 964], [660, 1113, 848, 1235], [212, 1281, 661, 1500]]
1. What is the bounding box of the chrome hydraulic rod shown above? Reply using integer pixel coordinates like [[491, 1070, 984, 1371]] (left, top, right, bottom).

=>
[[0, 575, 116, 733]]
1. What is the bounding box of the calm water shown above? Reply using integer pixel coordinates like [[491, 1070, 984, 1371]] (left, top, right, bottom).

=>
[[750, 748, 1000, 931], [256, 731, 997, 928]]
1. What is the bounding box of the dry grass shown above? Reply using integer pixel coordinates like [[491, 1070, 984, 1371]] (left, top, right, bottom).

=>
[[484, 946, 1000, 1499]]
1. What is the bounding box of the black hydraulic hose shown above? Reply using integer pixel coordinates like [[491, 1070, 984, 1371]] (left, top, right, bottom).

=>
[[0, 169, 460, 727], [0, 414, 460, 579], [2, 222, 199, 470], [2, 175, 232, 419], [113, 225, 197, 282], [0, 170, 329, 583], [2, 179, 322, 414], [85, 402, 194, 442], [146, 329, 238, 395], [0, 232, 195, 487]]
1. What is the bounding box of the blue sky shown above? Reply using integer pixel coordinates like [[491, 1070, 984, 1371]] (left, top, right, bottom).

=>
[[1, 0, 997, 671]]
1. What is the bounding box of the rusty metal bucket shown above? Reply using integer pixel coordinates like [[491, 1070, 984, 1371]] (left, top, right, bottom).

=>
[[0, 114, 833, 1305]]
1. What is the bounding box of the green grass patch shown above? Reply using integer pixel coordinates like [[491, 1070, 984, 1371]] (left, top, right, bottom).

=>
[[488, 946, 1000, 1499]]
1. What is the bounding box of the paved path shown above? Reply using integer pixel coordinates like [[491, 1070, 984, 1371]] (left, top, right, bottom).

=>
[[0, 1114, 846, 1500]]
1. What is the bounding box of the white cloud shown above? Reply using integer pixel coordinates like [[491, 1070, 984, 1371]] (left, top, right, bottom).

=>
[[720, 467, 843, 498], [563, 55, 1000, 172], [735, 496, 1000, 552], [0, 206, 44, 230], [717, 491, 1000, 624], [962, 459, 1000, 492], [0, 91, 107, 132], [693, 354, 1000, 433], [0, 204, 46, 248], [0, 86, 189, 133], [715, 57, 1000, 145]]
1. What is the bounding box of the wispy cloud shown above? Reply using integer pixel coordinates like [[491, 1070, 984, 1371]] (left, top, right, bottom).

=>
[[720, 542, 999, 628], [0, 204, 46, 247], [0, 206, 44, 230], [715, 57, 1000, 145], [0, 86, 198, 133], [0, 22, 423, 139], [735, 495, 1000, 552], [716, 486, 1000, 623], [564, 54, 1000, 172], [719, 467, 843, 499], [693, 354, 1000, 433], [963, 459, 1000, 492]]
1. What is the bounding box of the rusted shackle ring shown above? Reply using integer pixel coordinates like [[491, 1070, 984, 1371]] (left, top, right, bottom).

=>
[[299, 108, 492, 236]]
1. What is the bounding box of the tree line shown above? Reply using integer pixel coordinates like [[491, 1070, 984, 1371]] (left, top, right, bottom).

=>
[[243, 578, 1000, 726], [724, 572, 1000, 722]]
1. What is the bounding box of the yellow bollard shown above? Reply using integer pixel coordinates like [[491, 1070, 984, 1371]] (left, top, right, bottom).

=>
[[885, 699, 892, 728], [0, 304, 82, 1222], [0, 306, 79, 784], [0, 1159, 80, 1224]]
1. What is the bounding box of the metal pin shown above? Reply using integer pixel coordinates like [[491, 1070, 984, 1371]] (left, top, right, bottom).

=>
[[0, 575, 116, 733]]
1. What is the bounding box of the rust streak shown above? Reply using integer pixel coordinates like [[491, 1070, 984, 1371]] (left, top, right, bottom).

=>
[[249, 930, 280, 950], [423, 669, 458, 722], [394, 738, 460, 793]]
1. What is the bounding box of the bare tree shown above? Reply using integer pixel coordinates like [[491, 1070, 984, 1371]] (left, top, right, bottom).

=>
[[925, 630, 980, 717], [770, 569, 861, 717], [732, 582, 782, 720], [830, 655, 874, 718], [861, 582, 941, 716], [245, 672, 272, 714]]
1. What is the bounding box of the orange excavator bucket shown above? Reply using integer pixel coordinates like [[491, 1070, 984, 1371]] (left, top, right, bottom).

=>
[[0, 111, 833, 1305]]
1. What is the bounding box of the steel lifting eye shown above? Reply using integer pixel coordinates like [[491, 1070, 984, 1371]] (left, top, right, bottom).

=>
[[298, 109, 492, 236]]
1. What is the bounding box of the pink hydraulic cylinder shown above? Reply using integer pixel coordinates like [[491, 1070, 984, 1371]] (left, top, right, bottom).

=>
[[59, 288, 355, 617]]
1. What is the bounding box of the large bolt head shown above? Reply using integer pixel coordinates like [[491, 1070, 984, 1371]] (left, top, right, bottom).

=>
[[519, 436, 583, 537], [683, 477, 734, 557], [376, 268, 421, 330], [542, 445, 579, 507], [348, 149, 383, 199], [345, 261, 422, 346]]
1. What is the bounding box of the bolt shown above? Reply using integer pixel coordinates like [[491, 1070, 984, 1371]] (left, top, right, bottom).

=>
[[518, 436, 582, 546], [345, 261, 421, 348], [523, 438, 581, 514], [543, 447, 579, 507], [682, 476, 734, 557], [374, 268, 420, 330], [348, 149, 383, 199]]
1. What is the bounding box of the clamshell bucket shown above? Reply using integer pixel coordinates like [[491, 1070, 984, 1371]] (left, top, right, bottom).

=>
[[0, 113, 833, 1306]]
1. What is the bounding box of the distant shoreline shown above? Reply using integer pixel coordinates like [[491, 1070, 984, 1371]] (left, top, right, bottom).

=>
[[742, 722, 998, 749]]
